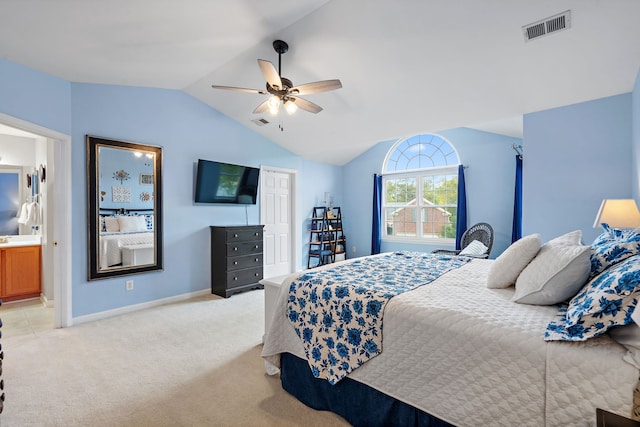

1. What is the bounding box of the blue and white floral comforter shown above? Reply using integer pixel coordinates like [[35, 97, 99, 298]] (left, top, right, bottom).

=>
[[286, 251, 470, 384]]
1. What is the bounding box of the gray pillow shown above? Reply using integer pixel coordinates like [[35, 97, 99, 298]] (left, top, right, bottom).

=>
[[513, 230, 590, 305], [487, 234, 541, 289]]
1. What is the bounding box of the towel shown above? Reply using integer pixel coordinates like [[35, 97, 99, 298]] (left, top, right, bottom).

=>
[[17, 202, 29, 224], [26, 202, 41, 226]]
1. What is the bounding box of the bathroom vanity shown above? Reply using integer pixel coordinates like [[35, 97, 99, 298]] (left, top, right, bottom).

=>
[[0, 236, 41, 302]]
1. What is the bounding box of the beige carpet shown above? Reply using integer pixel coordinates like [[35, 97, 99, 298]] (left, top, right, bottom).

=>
[[1, 290, 350, 426]]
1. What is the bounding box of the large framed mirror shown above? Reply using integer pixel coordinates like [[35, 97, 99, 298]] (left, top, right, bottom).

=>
[[86, 135, 163, 280]]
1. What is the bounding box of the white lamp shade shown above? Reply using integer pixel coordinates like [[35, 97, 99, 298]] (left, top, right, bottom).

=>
[[593, 199, 640, 228]]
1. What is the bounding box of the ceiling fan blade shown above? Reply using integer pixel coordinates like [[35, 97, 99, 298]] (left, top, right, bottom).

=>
[[290, 96, 323, 114], [211, 85, 267, 95], [258, 59, 282, 90], [289, 79, 342, 95], [253, 99, 270, 114]]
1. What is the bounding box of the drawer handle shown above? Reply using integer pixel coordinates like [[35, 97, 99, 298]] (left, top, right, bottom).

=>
[[255, 258, 259, 262], [234, 233, 238, 238], [254, 245, 259, 249], [234, 247, 238, 251], [254, 232, 259, 236], [255, 273, 259, 276], [234, 277, 238, 281], [233, 261, 238, 265]]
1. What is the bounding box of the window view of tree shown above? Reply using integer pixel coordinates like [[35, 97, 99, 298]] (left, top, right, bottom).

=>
[[382, 134, 459, 241], [421, 174, 457, 238], [216, 164, 243, 198], [385, 178, 416, 203]]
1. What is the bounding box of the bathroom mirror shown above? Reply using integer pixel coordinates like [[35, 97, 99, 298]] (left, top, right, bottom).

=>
[[86, 135, 163, 280]]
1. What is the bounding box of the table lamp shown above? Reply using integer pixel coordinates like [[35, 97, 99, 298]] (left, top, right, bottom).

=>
[[593, 199, 640, 229]]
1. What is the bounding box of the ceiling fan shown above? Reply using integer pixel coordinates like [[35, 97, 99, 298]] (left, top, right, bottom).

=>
[[211, 40, 342, 116]]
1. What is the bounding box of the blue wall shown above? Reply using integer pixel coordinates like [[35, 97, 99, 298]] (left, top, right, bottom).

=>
[[342, 85, 639, 259], [69, 84, 346, 316], [0, 58, 71, 134], [523, 93, 633, 244], [1, 56, 639, 319], [342, 138, 395, 258], [633, 69, 640, 201], [99, 146, 155, 210], [342, 129, 522, 259], [0, 58, 343, 318]]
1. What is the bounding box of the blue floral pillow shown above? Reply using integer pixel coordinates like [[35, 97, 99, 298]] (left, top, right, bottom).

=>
[[144, 214, 154, 231], [545, 254, 640, 341], [589, 223, 640, 280]]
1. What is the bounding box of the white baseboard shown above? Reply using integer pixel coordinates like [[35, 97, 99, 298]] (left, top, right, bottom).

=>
[[72, 289, 211, 326]]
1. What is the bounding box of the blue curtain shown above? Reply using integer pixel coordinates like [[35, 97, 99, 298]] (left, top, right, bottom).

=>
[[455, 165, 467, 250], [371, 174, 382, 255], [512, 155, 523, 243]]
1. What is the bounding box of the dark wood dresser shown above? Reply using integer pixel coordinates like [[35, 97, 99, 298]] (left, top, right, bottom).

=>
[[210, 225, 264, 298]]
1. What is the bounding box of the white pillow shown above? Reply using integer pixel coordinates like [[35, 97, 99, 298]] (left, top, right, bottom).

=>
[[459, 240, 488, 256], [117, 215, 146, 232], [486, 234, 541, 289], [104, 216, 120, 232], [513, 230, 590, 305], [608, 324, 640, 369], [548, 229, 582, 246]]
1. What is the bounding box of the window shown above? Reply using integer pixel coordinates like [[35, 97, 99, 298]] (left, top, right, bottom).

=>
[[382, 134, 459, 242]]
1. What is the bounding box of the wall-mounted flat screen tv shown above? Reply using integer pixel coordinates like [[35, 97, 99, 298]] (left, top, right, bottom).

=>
[[194, 159, 260, 204]]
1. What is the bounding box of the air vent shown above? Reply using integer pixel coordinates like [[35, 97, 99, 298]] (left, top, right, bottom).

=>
[[251, 118, 269, 126], [523, 10, 571, 42]]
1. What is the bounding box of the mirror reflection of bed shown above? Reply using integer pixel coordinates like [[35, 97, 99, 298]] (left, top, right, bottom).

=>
[[98, 208, 154, 270]]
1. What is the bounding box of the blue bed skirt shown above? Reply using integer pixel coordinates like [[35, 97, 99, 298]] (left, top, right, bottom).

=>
[[280, 352, 454, 427]]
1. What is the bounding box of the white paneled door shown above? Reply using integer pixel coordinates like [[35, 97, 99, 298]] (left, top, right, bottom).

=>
[[261, 167, 295, 278]]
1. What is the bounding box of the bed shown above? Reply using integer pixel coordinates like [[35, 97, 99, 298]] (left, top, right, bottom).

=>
[[98, 211, 154, 269], [99, 231, 154, 268], [262, 229, 640, 427]]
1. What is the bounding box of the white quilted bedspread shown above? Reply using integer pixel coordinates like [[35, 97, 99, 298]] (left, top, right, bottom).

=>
[[262, 257, 638, 427], [99, 231, 154, 268]]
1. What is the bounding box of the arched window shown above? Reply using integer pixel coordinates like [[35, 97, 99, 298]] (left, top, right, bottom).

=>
[[382, 134, 460, 242]]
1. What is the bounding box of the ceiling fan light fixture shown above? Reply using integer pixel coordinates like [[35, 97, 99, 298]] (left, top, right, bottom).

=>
[[284, 99, 298, 115], [267, 95, 281, 115], [212, 39, 342, 116]]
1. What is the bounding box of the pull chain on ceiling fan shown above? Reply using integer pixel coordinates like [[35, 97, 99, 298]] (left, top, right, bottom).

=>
[[211, 40, 342, 116]]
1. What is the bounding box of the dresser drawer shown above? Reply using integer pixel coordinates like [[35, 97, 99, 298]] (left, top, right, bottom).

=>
[[227, 253, 263, 270], [227, 240, 262, 256], [210, 225, 264, 298], [227, 266, 263, 288], [225, 228, 263, 243]]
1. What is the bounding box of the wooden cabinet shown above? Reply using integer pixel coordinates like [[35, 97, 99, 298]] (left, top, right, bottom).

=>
[[0, 245, 42, 302], [210, 225, 264, 298]]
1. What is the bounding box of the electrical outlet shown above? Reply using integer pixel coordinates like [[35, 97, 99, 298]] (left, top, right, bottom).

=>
[[352, 246, 356, 253], [125, 280, 134, 291]]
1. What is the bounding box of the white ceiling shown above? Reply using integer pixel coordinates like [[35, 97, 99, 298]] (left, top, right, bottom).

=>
[[1, 1, 639, 165]]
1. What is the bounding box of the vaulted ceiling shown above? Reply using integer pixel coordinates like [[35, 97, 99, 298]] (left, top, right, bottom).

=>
[[1, 1, 639, 165]]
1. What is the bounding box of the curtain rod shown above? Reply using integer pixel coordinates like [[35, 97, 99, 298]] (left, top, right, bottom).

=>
[[512, 143, 523, 158]]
